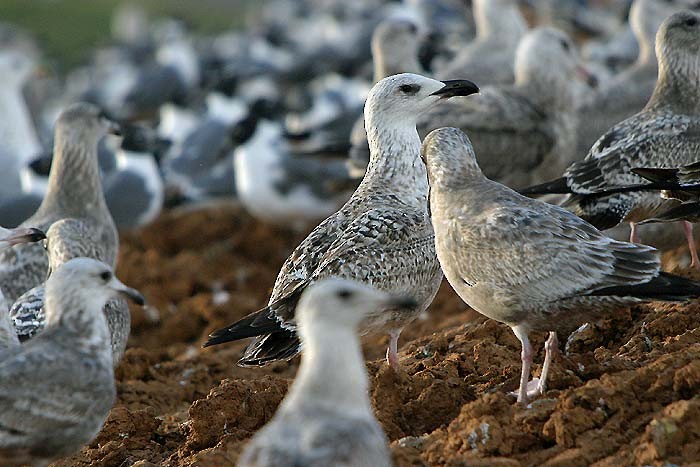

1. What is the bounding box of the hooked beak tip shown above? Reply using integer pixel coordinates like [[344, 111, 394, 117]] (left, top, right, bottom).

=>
[[387, 295, 418, 310], [120, 287, 145, 306]]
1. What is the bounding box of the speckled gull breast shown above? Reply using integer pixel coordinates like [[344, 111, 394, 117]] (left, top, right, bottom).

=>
[[423, 127, 700, 404], [204, 73, 479, 369], [521, 11, 700, 266], [238, 278, 408, 467], [0, 258, 144, 467], [0, 102, 120, 304], [10, 218, 138, 365]]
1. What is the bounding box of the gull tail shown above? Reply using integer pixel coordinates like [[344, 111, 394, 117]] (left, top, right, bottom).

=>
[[632, 167, 681, 184], [203, 306, 284, 347], [518, 177, 572, 196], [588, 272, 700, 301], [238, 331, 301, 367], [562, 194, 627, 231]]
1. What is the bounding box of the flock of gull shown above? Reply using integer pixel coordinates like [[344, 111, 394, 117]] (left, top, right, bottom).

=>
[[1, 0, 700, 465]]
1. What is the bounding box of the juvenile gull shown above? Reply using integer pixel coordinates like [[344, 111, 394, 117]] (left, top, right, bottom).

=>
[[237, 278, 405, 467], [521, 12, 700, 253], [0, 226, 46, 351], [10, 219, 135, 364], [575, 0, 699, 155], [423, 127, 700, 403], [422, 27, 594, 189], [0, 102, 120, 304], [0, 258, 144, 467], [348, 18, 424, 177], [436, 0, 527, 85], [206, 74, 479, 368]]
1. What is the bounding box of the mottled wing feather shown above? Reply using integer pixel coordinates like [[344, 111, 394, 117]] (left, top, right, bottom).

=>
[[452, 192, 659, 303], [9, 285, 45, 341]]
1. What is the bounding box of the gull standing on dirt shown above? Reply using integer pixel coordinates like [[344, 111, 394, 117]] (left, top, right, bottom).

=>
[[0, 102, 120, 304], [576, 0, 699, 155], [423, 127, 700, 404], [10, 218, 135, 364], [238, 278, 406, 467], [436, 0, 527, 85], [205, 74, 479, 369], [422, 27, 594, 189], [0, 226, 46, 351], [0, 258, 144, 467], [521, 11, 700, 263]]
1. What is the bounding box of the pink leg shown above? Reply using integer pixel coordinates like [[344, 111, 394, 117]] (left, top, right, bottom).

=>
[[512, 325, 533, 404], [386, 330, 401, 370], [681, 221, 700, 270], [629, 222, 640, 243], [537, 332, 558, 395]]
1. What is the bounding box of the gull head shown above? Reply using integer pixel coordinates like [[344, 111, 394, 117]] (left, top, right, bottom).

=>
[[371, 18, 421, 79], [515, 28, 597, 92], [0, 226, 45, 251], [474, 0, 527, 39], [656, 10, 700, 72], [631, 0, 700, 53], [421, 127, 481, 186], [45, 258, 144, 326], [297, 278, 416, 331], [365, 73, 478, 128], [55, 102, 121, 145]]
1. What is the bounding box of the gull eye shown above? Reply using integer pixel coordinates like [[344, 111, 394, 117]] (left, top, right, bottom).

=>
[[560, 39, 570, 52], [337, 289, 352, 300], [686, 17, 698, 27], [100, 271, 112, 282], [399, 84, 420, 95]]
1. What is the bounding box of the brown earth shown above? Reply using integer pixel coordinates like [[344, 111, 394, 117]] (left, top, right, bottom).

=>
[[53, 203, 700, 467]]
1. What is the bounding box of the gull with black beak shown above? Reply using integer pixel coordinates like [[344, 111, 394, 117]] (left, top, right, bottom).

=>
[[423, 127, 700, 404], [238, 278, 408, 467], [0, 258, 144, 467], [0, 102, 122, 304], [205, 73, 479, 369]]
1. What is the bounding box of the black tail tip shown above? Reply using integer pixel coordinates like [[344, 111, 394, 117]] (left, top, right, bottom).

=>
[[518, 177, 572, 196]]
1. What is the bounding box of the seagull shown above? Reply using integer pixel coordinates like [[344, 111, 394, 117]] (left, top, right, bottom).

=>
[[205, 74, 479, 369], [421, 27, 595, 189], [10, 218, 135, 364], [423, 126, 700, 404], [0, 258, 143, 467], [237, 278, 407, 467], [0, 226, 46, 352], [0, 102, 120, 304], [435, 0, 527, 86], [520, 11, 700, 262], [575, 0, 700, 156]]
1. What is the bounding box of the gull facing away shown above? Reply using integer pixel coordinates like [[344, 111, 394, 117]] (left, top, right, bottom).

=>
[[0, 102, 120, 304], [422, 27, 595, 189], [10, 219, 137, 365], [205, 74, 479, 369], [0, 258, 144, 467], [423, 127, 700, 403], [0, 226, 46, 351], [238, 278, 410, 467], [521, 11, 700, 264]]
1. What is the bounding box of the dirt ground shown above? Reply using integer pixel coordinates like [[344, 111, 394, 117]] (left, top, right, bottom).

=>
[[53, 203, 700, 467]]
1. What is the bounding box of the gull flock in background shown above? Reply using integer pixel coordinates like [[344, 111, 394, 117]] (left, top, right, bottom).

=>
[[1, 0, 700, 465]]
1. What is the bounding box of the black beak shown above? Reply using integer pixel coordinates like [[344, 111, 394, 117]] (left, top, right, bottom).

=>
[[2, 227, 46, 246], [120, 286, 146, 306], [386, 295, 418, 310], [26, 228, 46, 243], [430, 80, 480, 99]]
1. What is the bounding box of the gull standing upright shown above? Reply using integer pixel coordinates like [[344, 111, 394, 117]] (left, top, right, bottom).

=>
[[0, 102, 120, 304], [205, 74, 479, 369], [423, 127, 700, 404], [0, 258, 144, 467], [521, 11, 700, 266], [10, 219, 136, 365], [238, 278, 409, 467]]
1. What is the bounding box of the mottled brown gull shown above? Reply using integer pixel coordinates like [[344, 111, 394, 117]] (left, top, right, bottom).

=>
[[205, 74, 478, 369], [423, 127, 700, 403], [0, 258, 144, 467]]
